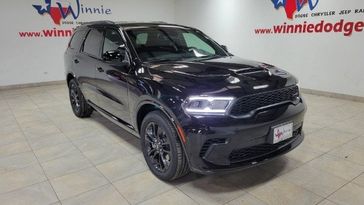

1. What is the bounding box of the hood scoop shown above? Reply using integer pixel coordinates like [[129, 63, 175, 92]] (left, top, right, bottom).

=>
[[235, 67, 271, 75], [235, 68, 265, 75], [233, 67, 272, 80], [233, 63, 274, 76]]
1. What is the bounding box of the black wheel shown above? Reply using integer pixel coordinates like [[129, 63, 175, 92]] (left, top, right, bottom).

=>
[[68, 79, 93, 118], [141, 111, 190, 181]]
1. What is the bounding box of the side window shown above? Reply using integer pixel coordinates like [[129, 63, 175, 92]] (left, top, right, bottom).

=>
[[135, 33, 148, 46], [69, 30, 86, 51], [103, 29, 124, 53], [83, 29, 104, 58], [183, 33, 215, 55]]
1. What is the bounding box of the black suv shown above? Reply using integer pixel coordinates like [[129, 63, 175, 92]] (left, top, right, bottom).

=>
[[64, 21, 306, 181]]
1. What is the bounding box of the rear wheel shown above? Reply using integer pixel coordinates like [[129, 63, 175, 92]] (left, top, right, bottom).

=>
[[68, 79, 93, 118], [141, 111, 190, 181]]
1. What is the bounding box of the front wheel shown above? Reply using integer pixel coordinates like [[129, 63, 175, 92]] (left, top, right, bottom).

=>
[[140, 111, 190, 181]]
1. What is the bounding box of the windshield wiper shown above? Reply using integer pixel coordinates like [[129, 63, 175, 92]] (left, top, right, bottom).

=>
[[191, 55, 222, 61], [147, 55, 222, 63], [147, 58, 179, 63]]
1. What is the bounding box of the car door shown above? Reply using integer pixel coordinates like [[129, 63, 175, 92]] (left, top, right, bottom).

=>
[[75, 28, 104, 105], [94, 28, 131, 124], [66, 28, 96, 104]]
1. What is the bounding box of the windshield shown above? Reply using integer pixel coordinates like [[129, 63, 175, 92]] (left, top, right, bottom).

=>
[[125, 26, 228, 62]]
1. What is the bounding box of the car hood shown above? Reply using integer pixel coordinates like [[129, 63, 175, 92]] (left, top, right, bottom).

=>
[[145, 56, 298, 97]]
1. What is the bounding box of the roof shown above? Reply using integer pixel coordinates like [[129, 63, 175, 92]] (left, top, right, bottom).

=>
[[80, 21, 191, 29]]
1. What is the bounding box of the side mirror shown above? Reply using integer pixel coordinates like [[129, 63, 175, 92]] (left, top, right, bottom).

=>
[[103, 49, 123, 61], [221, 45, 228, 52], [103, 45, 130, 68]]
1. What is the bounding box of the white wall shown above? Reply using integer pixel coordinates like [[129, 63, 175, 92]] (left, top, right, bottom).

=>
[[0, 0, 175, 86], [1, 0, 363, 98], [175, 0, 364, 97]]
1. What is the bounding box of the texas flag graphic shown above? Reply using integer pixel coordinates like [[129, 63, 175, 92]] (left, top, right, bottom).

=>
[[33, 0, 80, 25], [272, 0, 319, 19]]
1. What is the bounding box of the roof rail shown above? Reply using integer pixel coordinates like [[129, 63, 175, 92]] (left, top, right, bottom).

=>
[[81, 20, 115, 25], [149, 21, 168, 24], [115, 21, 168, 24]]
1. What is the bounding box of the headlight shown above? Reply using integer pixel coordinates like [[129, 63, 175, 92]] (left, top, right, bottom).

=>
[[182, 96, 235, 116]]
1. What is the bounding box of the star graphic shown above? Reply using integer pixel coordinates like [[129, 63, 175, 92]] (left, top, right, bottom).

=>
[[273, 0, 286, 9], [40, 3, 49, 12]]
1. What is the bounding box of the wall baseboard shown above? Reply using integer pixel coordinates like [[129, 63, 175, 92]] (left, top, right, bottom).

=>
[[0, 80, 66, 91], [301, 88, 364, 103]]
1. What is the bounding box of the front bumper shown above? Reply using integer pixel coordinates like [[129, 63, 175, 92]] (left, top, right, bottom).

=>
[[179, 101, 306, 174]]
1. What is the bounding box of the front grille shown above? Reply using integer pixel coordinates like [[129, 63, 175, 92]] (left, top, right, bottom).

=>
[[229, 128, 301, 163], [229, 86, 299, 116]]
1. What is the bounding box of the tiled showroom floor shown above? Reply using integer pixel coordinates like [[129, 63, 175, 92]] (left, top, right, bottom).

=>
[[0, 84, 363, 205]]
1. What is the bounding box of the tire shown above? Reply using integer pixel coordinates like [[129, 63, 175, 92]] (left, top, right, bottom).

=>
[[68, 79, 93, 118], [140, 111, 190, 181]]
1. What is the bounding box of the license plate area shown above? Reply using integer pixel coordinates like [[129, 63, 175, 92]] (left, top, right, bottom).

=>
[[269, 122, 293, 144]]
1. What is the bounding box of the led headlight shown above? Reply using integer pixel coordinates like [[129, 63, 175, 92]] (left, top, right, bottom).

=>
[[182, 96, 235, 116]]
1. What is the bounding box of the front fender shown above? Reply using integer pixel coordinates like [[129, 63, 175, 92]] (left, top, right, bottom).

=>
[[134, 95, 183, 132]]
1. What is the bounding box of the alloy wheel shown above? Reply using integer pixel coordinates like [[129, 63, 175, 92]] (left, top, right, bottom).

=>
[[70, 84, 81, 113], [144, 122, 172, 173]]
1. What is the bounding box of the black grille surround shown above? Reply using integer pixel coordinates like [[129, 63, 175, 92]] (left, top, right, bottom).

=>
[[229, 128, 302, 164], [229, 86, 299, 117], [199, 138, 226, 158]]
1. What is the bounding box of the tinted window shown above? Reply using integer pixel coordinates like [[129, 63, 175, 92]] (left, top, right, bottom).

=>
[[126, 27, 226, 62], [69, 30, 86, 51], [103, 29, 124, 53], [183, 33, 215, 55], [83, 29, 103, 58], [135, 33, 148, 45]]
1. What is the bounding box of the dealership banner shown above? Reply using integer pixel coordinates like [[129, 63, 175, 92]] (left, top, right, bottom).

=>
[[254, 0, 364, 37], [0, 0, 174, 86], [18, 0, 113, 38]]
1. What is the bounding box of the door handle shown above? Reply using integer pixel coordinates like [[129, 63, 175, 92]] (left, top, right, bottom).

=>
[[97, 67, 105, 73], [74, 59, 79, 64]]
